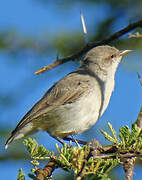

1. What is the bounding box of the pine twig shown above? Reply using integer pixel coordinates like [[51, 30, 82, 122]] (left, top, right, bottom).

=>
[[75, 139, 102, 180]]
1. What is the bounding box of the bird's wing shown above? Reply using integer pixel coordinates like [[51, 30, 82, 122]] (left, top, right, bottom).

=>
[[11, 70, 92, 133]]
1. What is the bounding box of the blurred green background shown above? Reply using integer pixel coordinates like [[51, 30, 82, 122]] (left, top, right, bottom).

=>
[[0, 0, 142, 179]]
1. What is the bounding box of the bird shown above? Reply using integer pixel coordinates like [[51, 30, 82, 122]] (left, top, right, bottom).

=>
[[5, 45, 131, 149]]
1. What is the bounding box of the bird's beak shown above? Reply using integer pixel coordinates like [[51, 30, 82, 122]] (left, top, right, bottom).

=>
[[120, 50, 132, 56]]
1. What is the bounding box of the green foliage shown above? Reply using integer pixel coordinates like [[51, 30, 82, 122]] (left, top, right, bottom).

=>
[[22, 137, 119, 179], [101, 122, 142, 151], [23, 137, 51, 160], [18, 123, 142, 179], [55, 144, 119, 178], [101, 122, 119, 144], [23, 138, 52, 179], [17, 168, 25, 180], [119, 124, 142, 150]]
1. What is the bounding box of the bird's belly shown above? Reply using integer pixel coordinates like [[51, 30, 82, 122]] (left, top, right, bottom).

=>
[[45, 90, 102, 137]]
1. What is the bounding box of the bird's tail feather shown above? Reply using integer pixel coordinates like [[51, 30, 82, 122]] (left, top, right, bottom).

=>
[[5, 131, 24, 149], [5, 135, 15, 150]]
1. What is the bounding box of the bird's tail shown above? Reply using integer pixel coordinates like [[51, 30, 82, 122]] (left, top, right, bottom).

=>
[[5, 131, 24, 149], [5, 135, 15, 150]]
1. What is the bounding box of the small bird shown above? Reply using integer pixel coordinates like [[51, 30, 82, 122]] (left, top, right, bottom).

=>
[[5, 45, 131, 149]]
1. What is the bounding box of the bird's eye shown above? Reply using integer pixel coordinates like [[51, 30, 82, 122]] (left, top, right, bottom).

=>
[[110, 54, 117, 58], [111, 54, 114, 58]]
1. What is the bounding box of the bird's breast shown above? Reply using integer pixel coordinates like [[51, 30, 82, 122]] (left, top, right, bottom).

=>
[[100, 76, 115, 116], [46, 82, 102, 137]]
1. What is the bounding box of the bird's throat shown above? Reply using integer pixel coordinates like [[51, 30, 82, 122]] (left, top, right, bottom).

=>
[[100, 74, 115, 116]]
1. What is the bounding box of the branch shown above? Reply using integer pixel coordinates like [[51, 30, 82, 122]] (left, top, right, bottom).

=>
[[123, 71, 142, 180], [35, 161, 58, 180], [35, 19, 142, 74], [133, 73, 142, 130], [133, 107, 142, 130], [122, 158, 135, 180]]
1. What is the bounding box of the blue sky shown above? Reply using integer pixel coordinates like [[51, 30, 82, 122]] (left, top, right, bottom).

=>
[[0, 0, 142, 179]]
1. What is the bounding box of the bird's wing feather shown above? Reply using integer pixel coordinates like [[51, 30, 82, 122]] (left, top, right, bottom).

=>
[[11, 70, 92, 134]]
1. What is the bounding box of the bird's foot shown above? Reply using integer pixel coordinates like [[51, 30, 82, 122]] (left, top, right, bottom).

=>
[[63, 136, 87, 146]]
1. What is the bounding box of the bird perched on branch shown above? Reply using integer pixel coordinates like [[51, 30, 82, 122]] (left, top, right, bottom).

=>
[[5, 45, 131, 149]]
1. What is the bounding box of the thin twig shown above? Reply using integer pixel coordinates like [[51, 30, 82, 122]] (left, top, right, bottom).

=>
[[133, 107, 142, 130], [128, 32, 142, 38], [80, 11, 88, 43], [137, 72, 142, 86], [35, 19, 142, 74]]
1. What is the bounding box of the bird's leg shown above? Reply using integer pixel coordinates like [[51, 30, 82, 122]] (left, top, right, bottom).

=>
[[53, 136, 66, 146], [63, 136, 87, 145], [71, 135, 81, 148], [52, 136, 87, 146]]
